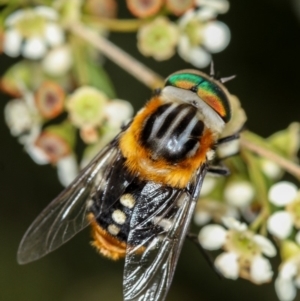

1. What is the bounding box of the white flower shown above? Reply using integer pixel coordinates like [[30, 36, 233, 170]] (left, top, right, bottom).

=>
[[57, 154, 79, 187], [216, 139, 240, 159], [4, 92, 42, 141], [4, 92, 45, 165], [198, 217, 276, 284], [260, 159, 282, 180], [3, 6, 64, 59], [42, 45, 73, 76], [137, 17, 179, 61], [275, 254, 300, 301], [177, 8, 230, 68], [200, 176, 217, 196], [224, 180, 255, 208], [267, 182, 300, 240], [267, 211, 294, 240], [4, 99, 34, 136], [269, 182, 298, 207], [104, 99, 134, 129], [194, 198, 239, 225]]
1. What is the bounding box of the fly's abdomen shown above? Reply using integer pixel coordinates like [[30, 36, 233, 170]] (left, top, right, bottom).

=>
[[140, 103, 205, 162], [88, 179, 178, 260]]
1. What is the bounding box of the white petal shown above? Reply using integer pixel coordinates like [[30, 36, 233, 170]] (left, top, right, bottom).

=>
[[4, 99, 32, 136], [200, 176, 217, 196], [275, 277, 297, 301], [222, 217, 247, 231], [267, 211, 293, 239], [216, 139, 240, 160], [44, 23, 64, 47], [104, 100, 134, 129], [23, 38, 47, 60], [5, 10, 24, 26], [57, 155, 79, 187], [196, 0, 230, 14], [226, 206, 240, 219], [188, 47, 211, 68], [280, 261, 298, 280], [202, 21, 230, 53], [198, 224, 226, 250], [194, 211, 211, 225], [3, 29, 22, 57], [215, 252, 239, 279], [25, 144, 49, 165], [34, 6, 58, 20], [178, 9, 195, 28], [296, 231, 300, 245], [250, 256, 273, 284], [195, 7, 217, 20], [177, 35, 191, 59], [253, 235, 277, 257], [42, 45, 72, 76], [261, 159, 282, 180], [295, 276, 300, 288], [268, 181, 298, 206], [18, 124, 40, 146], [224, 180, 255, 208]]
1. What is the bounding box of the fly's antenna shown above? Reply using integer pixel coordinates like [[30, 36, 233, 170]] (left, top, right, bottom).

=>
[[220, 75, 236, 83], [210, 60, 236, 83]]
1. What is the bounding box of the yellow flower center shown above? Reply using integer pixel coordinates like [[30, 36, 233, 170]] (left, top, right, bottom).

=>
[[184, 19, 204, 47], [287, 199, 300, 228], [225, 230, 260, 259], [15, 11, 46, 38]]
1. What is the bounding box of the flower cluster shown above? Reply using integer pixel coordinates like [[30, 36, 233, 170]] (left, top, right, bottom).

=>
[[194, 110, 300, 300], [199, 217, 276, 284], [135, 0, 231, 67], [1, 3, 134, 186], [4, 80, 132, 186]]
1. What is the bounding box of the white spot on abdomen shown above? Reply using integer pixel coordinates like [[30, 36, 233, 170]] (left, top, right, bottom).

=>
[[112, 209, 126, 225], [120, 194, 135, 209], [107, 224, 120, 236]]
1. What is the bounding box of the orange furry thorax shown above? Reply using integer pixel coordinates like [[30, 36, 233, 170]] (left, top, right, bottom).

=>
[[119, 97, 215, 189]]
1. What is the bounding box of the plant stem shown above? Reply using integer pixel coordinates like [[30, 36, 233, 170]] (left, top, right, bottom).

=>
[[68, 22, 164, 89], [240, 133, 300, 180], [82, 16, 145, 32]]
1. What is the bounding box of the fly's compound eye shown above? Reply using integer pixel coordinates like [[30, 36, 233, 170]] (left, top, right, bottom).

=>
[[165, 71, 231, 123]]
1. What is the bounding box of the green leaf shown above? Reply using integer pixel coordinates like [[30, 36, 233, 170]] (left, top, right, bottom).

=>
[[71, 35, 116, 98], [85, 60, 116, 98], [241, 149, 269, 208], [268, 122, 300, 160]]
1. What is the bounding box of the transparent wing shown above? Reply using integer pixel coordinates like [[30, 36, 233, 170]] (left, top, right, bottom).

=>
[[123, 165, 207, 301], [17, 138, 123, 265]]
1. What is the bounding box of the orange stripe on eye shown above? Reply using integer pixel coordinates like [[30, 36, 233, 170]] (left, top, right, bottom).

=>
[[198, 90, 226, 118], [175, 80, 195, 90]]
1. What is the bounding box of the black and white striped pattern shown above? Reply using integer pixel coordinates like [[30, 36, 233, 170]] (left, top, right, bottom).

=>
[[140, 103, 205, 162]]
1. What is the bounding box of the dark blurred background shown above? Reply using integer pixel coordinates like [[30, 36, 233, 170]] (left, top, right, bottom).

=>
[[1, 1, 300, 301]]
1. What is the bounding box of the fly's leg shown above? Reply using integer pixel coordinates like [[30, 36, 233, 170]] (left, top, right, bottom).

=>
[[186, 232, 223, 279]]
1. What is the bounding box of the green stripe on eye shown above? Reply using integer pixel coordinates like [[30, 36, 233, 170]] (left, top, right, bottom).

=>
[[166, 73, 204, 90], [165, 71, 231, 123]]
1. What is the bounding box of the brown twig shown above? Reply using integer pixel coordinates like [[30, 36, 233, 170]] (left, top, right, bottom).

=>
[[240, 134, 300, 180], [68, 22, 164, 90]]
